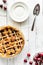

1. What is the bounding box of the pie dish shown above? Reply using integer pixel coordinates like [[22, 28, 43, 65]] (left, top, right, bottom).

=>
[[0, 26, 24, 58]]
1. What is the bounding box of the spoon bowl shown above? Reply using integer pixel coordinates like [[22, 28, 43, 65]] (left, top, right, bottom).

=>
[[33, 4, 40, 15]]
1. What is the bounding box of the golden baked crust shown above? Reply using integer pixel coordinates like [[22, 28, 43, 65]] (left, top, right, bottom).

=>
[[0, 26, 24, 58]]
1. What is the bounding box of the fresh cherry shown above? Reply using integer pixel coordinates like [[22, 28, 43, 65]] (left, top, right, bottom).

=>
[[35, 54, 41, 58], [33, 57, 38, 62], [0, 4, 3, 8], [29, 61, 33, 65], [35, 62, 38, 65], [4, 6, 7, 11], [3, 0, 7, 3], [37, 58, 41, 61], [27, 53, 31, 57], [24, 59, 27, 63], [42, 60, 43, 63], [38, 52, 43, 57]]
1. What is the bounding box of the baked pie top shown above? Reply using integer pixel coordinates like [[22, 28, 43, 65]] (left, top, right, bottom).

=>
[[0, 26, 24, 58]]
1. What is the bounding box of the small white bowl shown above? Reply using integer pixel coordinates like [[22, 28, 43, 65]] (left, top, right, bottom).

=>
[[8, 2, 29, 22]]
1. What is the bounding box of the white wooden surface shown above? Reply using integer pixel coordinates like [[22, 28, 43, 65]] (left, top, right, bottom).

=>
[[0, 0, 43, 65]]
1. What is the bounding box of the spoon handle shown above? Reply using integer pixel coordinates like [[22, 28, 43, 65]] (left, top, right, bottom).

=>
[[31, 16, 36, 31]]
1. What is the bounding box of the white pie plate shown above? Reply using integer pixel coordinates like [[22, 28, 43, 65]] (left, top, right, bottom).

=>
[[8, 1, 29, 22]]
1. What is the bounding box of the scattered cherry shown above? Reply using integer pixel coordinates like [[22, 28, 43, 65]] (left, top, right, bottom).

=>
[[42, 60, 43, 63], [3, 6, 7, 11], [0, 4, 3, 8], [3, 0, 7, 3], [27, 53, 31, 57], [35, 54, 41, 58], [38, 52, 43, 57], [33, 57, 38, 62], [35, 62, 38, 65], [29, 61, 33, 65], [24, 59, 27, 63], [37, 58, 41, 62]]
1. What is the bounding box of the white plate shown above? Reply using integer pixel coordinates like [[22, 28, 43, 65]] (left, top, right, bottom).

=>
[[8, 2, 29, 22]]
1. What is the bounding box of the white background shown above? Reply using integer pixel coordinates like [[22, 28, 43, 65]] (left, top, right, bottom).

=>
[[0, 0, 43, 65]]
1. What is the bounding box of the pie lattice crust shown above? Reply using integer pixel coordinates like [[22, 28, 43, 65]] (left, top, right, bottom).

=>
[[0, 26, 24, 58]]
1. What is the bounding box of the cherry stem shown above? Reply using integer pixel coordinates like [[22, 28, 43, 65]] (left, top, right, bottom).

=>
[[39, 61, 41, 65]]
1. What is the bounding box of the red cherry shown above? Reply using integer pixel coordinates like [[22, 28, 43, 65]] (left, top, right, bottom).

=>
[[24, 59, 27, 63], [35, 54, 41, 58], [33, 57, 38, 62], [38, 52, 43, 57], [35, 62, 38, 65], [3, 0, 7, 3], [37, 58, 41, 61], [42, 60, 43, 63], [29, 61, 33, 65], [27, 53, 31, 57], [0, 4, 3, 8], [4, 6, 7, 11]]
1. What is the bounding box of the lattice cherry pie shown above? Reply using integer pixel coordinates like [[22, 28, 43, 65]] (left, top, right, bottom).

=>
[[0, 26, 24, 58]]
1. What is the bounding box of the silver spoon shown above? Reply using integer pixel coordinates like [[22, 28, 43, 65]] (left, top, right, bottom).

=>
[[31, 4, 40, 31]]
